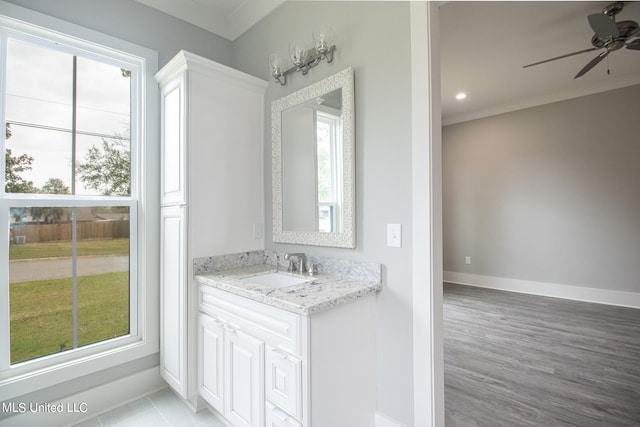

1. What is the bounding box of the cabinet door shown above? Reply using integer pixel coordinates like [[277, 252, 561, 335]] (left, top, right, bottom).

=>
[[160, 78, 186, 205], [198, 313, 224, 413], [160, 206, 187, 397], [225, 327, 264, 427]]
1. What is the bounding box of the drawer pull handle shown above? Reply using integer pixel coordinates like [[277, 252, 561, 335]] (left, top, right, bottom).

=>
[[272, 406, 290, 421], [271, 347, 291, 360], [224, 321, 240, 334]]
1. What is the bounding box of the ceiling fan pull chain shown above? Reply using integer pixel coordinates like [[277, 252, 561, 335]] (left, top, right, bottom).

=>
[[607, 54, 610, 75]]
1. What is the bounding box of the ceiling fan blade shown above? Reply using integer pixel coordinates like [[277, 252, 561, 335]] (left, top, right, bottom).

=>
[[574, 50, 610, 79], [523, 47, 600, 68], [628, 26, 640, 39], [627, 39, 640, 50], [588, 13, 620, 39]]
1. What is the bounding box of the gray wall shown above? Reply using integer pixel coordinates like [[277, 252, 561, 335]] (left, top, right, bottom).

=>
[[232, 2, 415, 424], [2, 0, 232, 68], [443, 85, 640, 293]]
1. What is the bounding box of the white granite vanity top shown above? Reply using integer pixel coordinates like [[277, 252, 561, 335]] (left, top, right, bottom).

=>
[[195, 262, 381, 315]]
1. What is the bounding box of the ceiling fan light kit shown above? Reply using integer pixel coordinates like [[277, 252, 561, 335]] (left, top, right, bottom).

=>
[[523, 2, 640, 78]]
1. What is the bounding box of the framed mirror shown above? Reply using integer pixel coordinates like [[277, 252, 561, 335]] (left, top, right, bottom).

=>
[[272, 67, 355, 248]]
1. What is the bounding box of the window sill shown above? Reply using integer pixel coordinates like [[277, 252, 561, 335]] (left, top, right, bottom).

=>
[[0, 337, 159, 400]]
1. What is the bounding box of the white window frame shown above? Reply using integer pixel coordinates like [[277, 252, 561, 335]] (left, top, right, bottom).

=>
[[0, 2, 159, 399], [316, 108, 343, 233]]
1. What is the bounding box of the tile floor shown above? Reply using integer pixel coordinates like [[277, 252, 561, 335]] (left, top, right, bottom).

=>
[[73, 388, 226, 427]]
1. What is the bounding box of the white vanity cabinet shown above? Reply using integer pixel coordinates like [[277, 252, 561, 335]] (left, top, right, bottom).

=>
[[155, 51, 267, 404], [199, 312, 265, 426], [197, 284, 377, 427]]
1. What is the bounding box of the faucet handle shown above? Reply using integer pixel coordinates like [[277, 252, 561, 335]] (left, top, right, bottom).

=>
[[284, 253, 306, 274], [307, 263, 317, 276]]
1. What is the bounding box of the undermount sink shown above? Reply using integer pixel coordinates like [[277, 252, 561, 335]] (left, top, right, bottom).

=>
[[240, 272, 311, 289]]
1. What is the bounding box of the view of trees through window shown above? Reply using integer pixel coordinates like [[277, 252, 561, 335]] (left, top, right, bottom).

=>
[[5, 38, 133, 364]]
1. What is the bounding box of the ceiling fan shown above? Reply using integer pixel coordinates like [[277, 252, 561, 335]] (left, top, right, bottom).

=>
[[523, 2, 640, 78]]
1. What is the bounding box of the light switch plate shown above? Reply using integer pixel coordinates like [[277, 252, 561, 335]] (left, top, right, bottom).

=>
[[254, 222, 263, 240], [387, 224, 402, 248]]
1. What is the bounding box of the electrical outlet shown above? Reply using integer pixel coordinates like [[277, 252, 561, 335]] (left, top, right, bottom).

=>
[[387, 224, 402, 248], [465, 256, 471, 265]]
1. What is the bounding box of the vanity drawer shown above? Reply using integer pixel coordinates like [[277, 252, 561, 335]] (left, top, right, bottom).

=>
[[199, 285, 302, 355], [265, 346, 302, 420], [266, 402, 302, 427]]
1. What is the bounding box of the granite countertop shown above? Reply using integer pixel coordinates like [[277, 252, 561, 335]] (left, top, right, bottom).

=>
[[195, 262, 382, 315]]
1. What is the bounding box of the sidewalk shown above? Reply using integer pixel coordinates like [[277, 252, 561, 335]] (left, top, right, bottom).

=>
[[9, 255, 129, 283]]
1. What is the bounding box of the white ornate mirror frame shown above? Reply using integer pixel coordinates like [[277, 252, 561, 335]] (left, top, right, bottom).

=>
[[272, 67, 355, 248]]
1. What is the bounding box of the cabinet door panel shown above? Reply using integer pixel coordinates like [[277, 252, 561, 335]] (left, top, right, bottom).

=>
[[265, 346, 302, 419], [199, 314, 224, 413], [160, 206, 187, 397], [225, 329, 264, 427], [161, 80, 186, 205]]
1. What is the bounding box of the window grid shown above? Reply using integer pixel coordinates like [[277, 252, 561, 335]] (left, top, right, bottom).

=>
[[0, 21, 140, 374]]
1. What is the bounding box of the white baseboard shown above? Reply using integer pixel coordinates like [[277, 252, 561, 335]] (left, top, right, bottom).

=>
[[0, 366, 167, 427], [375, 411, 407, 427], [444, 271, 640, 309]]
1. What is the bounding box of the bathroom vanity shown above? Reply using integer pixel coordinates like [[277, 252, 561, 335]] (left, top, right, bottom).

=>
[[194, 251, 381, 427], [156, 50, 377, 427]]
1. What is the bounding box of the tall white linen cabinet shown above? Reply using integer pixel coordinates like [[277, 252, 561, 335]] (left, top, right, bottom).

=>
[[155, 51, 268, 408]]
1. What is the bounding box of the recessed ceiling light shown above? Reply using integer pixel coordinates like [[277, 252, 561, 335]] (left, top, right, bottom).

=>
[[455, 92, 467, 100]]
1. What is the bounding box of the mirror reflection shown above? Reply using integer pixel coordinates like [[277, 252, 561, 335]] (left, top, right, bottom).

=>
[[282, 88, 343, 233]]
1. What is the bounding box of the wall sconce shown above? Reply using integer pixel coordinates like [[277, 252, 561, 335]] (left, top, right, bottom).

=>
[[269, 25, 336, 86]]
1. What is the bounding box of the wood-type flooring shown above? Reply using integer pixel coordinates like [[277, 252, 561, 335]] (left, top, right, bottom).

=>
[[444, 283, 640, 427]]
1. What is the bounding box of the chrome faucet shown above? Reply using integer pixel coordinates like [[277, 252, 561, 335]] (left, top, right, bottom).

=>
[[284, 253, 306, 274]]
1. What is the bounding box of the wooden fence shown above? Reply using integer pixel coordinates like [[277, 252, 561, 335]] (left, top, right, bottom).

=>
[[10, 221, 129, 243]]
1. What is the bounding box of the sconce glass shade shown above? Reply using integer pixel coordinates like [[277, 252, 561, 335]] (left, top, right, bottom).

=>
[[268, 53, 284, 77], [313, 25, 335, 54], [268, 25, 336, 85], [289, 40, 307, 67]]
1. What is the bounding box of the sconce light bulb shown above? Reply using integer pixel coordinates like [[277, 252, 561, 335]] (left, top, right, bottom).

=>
[[289, 40, 307, 67], [313, 25, 334, 54], [317, 35, 327, 52], [268, 53, 283, 77]]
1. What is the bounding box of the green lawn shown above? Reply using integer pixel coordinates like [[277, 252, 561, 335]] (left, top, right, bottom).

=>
[[10, 271, 129, 364], [9, 238, 129, 260]]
